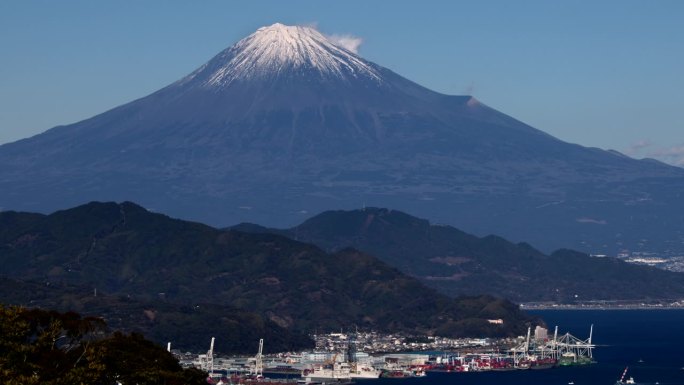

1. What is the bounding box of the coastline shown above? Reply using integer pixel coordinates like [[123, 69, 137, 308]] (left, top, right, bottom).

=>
[[521, 300, 684, 311]]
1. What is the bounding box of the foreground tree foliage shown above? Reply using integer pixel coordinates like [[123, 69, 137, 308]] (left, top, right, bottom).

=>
[[0, 304, 206, 385]]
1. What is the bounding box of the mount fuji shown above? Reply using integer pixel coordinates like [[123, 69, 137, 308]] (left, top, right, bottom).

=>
[[2, 23, 683, 255]]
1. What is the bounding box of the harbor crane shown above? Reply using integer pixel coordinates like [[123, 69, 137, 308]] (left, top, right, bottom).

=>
[[510, 325, 595, 365], [250, 338, 264, 378], [196, 337, 216, 372]]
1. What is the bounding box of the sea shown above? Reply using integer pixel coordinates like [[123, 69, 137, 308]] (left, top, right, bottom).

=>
[[360, 310, 684, 385]]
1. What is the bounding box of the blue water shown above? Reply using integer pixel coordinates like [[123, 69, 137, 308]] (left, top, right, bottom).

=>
[[362, 310, 684, 385]]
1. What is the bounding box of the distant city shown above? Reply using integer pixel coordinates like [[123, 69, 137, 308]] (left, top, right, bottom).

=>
[[521, 299, 684, 310], [592, 251, 684, 272]]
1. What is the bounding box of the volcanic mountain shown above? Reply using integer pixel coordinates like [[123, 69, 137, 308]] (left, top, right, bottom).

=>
[[1, 23, 683, 255]]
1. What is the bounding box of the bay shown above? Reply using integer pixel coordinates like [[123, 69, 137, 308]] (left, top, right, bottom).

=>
[[359, 310, 684, 385]]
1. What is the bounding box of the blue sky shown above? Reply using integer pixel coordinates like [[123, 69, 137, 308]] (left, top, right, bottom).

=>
[[1, 1, 683, 165]]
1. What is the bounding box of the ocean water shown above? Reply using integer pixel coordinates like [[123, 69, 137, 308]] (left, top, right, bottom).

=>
[[360, 310, 684, 385]]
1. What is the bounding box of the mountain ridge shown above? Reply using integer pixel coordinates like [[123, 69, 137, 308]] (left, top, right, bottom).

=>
[[232, 207, 684, 302], [0, 201, 538, 342]]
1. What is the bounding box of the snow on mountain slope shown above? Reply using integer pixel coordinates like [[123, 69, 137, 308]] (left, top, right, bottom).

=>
[[181, 23, 382, 88]]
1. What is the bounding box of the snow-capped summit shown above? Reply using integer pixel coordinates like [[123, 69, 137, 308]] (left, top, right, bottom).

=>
[[168, 23, 446, 116], [184, 23, 381, 87]]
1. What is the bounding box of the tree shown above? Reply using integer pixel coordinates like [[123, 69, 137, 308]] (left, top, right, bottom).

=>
[[0, 304, 206, 385]]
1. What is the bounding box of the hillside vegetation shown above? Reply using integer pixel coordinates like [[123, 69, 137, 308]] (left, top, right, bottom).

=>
[[234, 208, 684, 302], [0, 202, 538, 352], [0, 304, 207, 385]]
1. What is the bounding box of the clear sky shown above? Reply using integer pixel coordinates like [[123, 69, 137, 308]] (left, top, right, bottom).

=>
[[1, 0, 683, 165]]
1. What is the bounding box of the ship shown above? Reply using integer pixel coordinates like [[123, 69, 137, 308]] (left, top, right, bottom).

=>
[[302, 362, 352, 382], [379, 367, 426, 378], [303, 360, 381, 380], [349, 362, 382, 379], [558, 352, 594, 366], [615, 367, 637, 385], [529, 357, 558, 370]]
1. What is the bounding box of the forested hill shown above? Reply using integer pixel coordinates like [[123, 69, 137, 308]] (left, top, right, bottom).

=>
[[0, 201, 538, 352], [0, 277, 312, 354]]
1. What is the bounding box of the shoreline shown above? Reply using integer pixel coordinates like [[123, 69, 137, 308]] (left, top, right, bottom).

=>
[[521, 303, 684, 311]]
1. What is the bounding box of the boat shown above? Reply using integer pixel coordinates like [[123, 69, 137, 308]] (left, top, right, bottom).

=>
[[264, 365, 301, 375], [348, 362, 382, 379], [380, 370, 408, 379], [378, 367, 425, 378], [410, 367, 427, 377], [559, 352, 594, 366], [615, 367, 637, 385], [530, 357, 558, 370], [302, 362, 352, 382], [298, 379, 348, 385]]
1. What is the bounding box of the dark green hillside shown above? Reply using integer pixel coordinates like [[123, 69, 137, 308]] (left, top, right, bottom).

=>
[[0, 304, 207, 384], [0, 202, 537, 350], [238, 208, 684, 302], [0, 277, 312, 354]]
